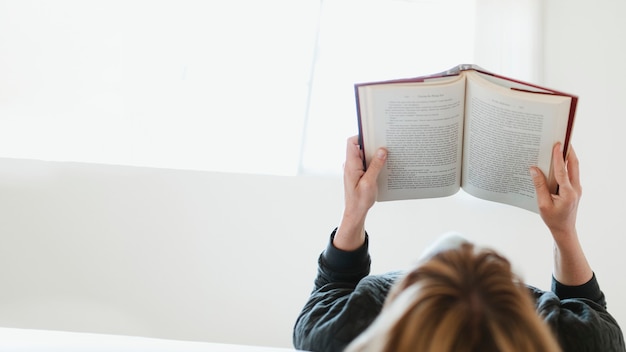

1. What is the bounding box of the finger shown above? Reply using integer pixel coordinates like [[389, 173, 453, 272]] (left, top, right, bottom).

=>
[[344, 136, 364, 173], [566, 145, 581, 193], [530, 166, 553, 209], [360, 148, 387, 185], [552, 143, 571, 189], [343, 136, 366, 190], [347, 135, 359, 148]]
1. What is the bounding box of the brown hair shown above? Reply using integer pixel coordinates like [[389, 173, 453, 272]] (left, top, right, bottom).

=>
[[346, 243, 561, 352]]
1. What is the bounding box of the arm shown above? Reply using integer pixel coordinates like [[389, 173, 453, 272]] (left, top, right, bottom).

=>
[[293, 137, 389, 351], [530, 146, 626, 350], [293, 230, 397, 352], [334, 136, 387, 251], [530, 143, 593, 286]]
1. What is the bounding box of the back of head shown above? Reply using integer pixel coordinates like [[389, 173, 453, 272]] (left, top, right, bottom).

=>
[[346, 243, 561, 352]]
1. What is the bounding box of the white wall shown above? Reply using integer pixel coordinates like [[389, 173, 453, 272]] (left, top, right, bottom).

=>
[[0, 158, 344, 347], [542, 0, 626, 328], [0, 157, 572, 349], [1, 1, 625, 349]]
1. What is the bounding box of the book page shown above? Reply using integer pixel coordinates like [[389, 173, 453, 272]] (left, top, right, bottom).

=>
[[473, 71, 555, 94], [358, 75, 466, 201], [461, 71, 572, 212]]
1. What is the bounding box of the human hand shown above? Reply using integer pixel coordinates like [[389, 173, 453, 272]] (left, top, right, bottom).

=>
[[531, 144, 592, 285], [334, 136, 387, 251], [530, 143, 582, 241]]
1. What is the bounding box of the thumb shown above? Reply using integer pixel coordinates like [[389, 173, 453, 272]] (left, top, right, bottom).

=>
[[363, 148, 387, 182], [530, 166, 552, 207]]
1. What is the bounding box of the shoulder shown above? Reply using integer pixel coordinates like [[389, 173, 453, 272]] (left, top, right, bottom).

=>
[[294, 272, 402, 352], [527, 277, 626, 352], [312, 271, 402, 320]]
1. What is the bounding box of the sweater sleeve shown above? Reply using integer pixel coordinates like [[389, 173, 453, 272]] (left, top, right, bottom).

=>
[[552, 273, 606, 307], [293, 229, 396, 352], [535, 274, 626, 351], [313, 229, 371, 291]]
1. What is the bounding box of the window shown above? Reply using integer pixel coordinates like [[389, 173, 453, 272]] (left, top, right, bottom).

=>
[[300, 0, 476, 175], [0, 0, 319, 176], [0, 1, 540, 176]]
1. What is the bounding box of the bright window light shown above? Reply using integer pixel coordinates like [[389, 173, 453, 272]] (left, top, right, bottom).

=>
[[0, 1, 540, 176], [300, 0, 476, 175], [0, 0, 319, 176]]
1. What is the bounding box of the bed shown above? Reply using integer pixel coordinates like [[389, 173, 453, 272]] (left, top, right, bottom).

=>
[[0, 327, 298, 351]]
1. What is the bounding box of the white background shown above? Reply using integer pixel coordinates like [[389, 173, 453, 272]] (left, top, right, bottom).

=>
[[1, 0, 625, 349]]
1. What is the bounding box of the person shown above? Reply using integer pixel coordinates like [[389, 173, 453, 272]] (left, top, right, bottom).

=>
[[293, 136, 625, 352]]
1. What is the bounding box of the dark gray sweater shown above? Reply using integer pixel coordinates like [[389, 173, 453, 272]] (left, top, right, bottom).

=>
[[293, 231, 625, 352]]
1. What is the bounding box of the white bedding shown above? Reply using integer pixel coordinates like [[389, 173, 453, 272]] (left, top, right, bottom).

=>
[[0, 327, 297, 352]]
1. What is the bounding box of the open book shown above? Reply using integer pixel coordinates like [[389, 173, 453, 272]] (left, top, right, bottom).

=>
[[355, 64, 577, 213]]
